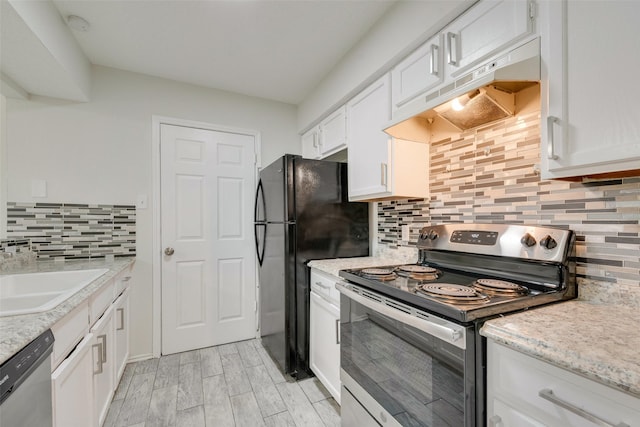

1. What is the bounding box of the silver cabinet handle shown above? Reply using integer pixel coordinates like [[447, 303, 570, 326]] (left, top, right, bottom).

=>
[[92, 343, 103, 375], [538, 389, 630, 427], [164, 247, 175, 256], [315, 281, 330, 290], [429, 44, 439, 76], [117, 308, 125, 331], [547, 116, 559, 160], [447, 32, 458, 66], [98, 334, 107, 364], [488, 415, 503, 427], [335, 319, 340, 345], [380, 163, 387, 187]]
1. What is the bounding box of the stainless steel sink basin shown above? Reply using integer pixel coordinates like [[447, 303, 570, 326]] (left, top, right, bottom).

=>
[[0, 268, 109, 316]]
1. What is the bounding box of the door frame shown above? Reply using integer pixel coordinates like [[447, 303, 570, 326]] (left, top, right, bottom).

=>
[[151, 115, 262, 357]]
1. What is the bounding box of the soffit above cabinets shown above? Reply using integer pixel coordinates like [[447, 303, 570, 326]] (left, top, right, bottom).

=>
[[0, 0, 91, 102]]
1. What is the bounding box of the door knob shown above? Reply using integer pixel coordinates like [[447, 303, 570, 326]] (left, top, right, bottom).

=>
[[164, 247, 175, 256]]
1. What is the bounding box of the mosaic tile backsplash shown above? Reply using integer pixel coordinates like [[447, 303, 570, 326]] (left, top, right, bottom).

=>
[[6, 202, 136, 260], [379, 110, 640, 289]]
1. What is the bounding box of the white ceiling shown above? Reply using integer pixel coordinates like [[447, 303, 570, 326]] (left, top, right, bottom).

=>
[[50, 0, 397, 105]]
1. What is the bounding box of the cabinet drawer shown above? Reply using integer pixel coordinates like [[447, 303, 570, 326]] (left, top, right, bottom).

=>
[[51, 301, 89, 370], [489, 341, 640, 426], [114, 271, 132, 297], [310, 269, 340, 304], [89, 279, 115, 325]]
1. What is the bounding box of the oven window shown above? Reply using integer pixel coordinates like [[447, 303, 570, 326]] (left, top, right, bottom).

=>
[[341, 295, 472, 426]]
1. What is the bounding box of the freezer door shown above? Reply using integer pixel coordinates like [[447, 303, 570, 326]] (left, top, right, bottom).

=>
[[294, 158, 369, 260], [259, 155, 294, 223]]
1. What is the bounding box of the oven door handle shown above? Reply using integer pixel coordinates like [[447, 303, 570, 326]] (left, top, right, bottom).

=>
[[336, 282, 466, 349]]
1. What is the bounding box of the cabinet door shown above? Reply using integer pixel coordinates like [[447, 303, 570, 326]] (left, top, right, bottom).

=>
[[487, 340, 640, 427], [347, 74, 392, 200], [541, 0, 640, 178], [309, 291, 341, 404], [301, 127, 320, 159], [444, 0, 533, 76], [114, 287, 130, 384], [51, 333, 95, 427], [91, 305, 115, 427], [392, 34, 443, 111], [319, 106, 347, 156]]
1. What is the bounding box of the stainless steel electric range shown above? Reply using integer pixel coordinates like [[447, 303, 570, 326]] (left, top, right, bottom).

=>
[[337, 224, 576, 427]]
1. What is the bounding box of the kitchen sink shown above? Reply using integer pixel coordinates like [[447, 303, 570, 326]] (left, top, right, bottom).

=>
[[0, 268, 109, 316]]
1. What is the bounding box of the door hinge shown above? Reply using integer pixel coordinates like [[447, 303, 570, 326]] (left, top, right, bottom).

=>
[[529, 1, 536, 19], [255, 300, 258, 312]]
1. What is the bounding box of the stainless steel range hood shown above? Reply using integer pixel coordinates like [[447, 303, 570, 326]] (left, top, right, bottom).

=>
[[385, 38, 540, 141]]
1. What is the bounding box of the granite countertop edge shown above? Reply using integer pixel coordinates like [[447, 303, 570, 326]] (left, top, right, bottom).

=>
[[0, 257, 135, 365], [481, 300, 640, 398]]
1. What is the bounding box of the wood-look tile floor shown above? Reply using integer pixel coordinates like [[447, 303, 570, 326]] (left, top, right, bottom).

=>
[[104, 339, 340, 427]]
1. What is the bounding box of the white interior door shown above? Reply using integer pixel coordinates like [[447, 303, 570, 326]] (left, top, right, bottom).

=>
[[160, 123, 256, 355]]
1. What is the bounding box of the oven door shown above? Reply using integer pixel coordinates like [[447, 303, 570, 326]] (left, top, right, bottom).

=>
[[338, 282, 476, 427]]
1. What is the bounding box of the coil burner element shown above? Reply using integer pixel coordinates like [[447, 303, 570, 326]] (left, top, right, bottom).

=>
[[472, 279, 529, 296], [360, 268, 397, 281], [396, 265, 440, 281], [416, 283, 490, 305]]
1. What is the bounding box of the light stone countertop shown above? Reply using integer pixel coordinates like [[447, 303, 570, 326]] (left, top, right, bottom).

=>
[[0, 257, 135, 364], [481, 300, 640, 398]]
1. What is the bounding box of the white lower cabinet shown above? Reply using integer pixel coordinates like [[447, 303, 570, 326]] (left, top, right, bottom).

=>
[[113, 287, 130, 383], [50, 266, 132, 427], [92, 305, 115, 427], [487, 339, 640, 427], [51, 333, 95, 427], [309, 269, 341, 404]]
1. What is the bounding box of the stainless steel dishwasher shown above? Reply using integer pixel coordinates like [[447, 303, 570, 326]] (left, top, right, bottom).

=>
[[0, 329, 54, 427]]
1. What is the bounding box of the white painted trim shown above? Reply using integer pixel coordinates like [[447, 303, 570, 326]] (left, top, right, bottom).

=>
[[126, 353, 154, 363], [0, 95, 7, 238], [151, 115, 261, 357]]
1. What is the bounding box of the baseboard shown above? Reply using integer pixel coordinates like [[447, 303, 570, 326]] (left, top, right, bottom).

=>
[[127, 352, 155, 363]]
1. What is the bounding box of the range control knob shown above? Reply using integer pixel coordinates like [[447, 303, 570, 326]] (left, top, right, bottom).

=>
[[428, 230, 439, 240], [520, 233, 537, 247], [419, 228, 429, 240], [539, 235, 558, 250]]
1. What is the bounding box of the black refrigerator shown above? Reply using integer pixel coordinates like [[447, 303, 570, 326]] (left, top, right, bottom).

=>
[[254, 154, 369, 379]]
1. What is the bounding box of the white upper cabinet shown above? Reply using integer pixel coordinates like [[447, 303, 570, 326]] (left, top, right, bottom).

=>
[[390, 0, 535, 123], [444, 0, 534, 77], [540, 0, 640, 179], [318, 106, 348, 157], [301, 107, 347, 160], [391, 34, 443, 111], [348, 74, 428, 201], [301, 126, 321, 159], [348, 74, 392, 200]]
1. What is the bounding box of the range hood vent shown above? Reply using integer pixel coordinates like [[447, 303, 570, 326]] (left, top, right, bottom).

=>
[[385, 38, 541, 139]]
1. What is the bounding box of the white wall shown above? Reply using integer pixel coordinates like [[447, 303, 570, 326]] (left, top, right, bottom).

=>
[[297, 0, 475, 132], [6, 65, 298, 358]]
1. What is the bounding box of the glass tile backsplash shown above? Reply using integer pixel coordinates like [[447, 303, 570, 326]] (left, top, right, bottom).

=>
[[5, 202, 136, 260], [378, 110, 640, 291]]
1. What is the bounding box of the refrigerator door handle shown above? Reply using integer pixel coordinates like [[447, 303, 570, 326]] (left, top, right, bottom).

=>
[[254, 179, 266, 223], [254, 223, 266, 266]]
